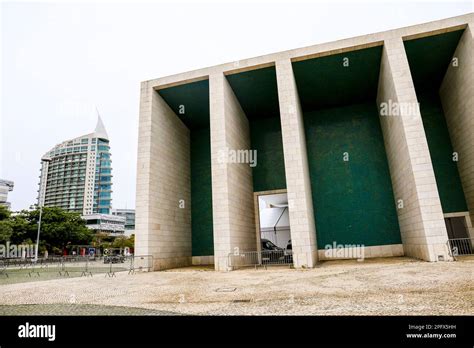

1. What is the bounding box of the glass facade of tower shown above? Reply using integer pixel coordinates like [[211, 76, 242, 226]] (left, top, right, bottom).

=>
[[42, 142, 89, 212], [94, 138, 112, 214]]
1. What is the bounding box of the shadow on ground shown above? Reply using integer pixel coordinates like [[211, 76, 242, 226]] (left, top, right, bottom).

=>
[[0, 304, 180, 316]]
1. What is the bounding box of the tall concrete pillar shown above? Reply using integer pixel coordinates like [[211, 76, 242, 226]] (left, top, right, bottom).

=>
[[377, 38, 452, 261], [275, 59, 318, 268], [209, 73, 256, 271], [135, 81, 192, 270], [440, 26, 474, 238]]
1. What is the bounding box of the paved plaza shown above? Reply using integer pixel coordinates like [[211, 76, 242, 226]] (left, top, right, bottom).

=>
[[0, 257, 472, 316]]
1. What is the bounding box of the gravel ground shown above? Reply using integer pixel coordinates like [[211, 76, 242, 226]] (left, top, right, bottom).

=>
[[0, 257, 472, 315]]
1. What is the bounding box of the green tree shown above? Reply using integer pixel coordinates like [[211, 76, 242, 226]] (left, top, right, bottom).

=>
[[0, 205, 11, 220], [112, 234, 134, 249], [0, 220, 12, 244], [92, 232, 112, 250], [27, 207, 93, 251], [3, 207, 93, 254], [8, 210, 33, 244]]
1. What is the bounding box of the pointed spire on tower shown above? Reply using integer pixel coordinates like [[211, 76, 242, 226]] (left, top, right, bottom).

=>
[[94, 107, 109, 140]]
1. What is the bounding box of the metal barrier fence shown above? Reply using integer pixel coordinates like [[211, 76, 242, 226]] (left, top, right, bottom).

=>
[[129, 255, 154, 274], [447, 238, 474, 259], [228, 250, 293, 270], [0, 255, 153, 278]]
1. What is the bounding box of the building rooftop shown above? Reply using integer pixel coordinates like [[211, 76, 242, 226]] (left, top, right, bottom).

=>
[[94, 115, 109, 140], [0, 179, 14, 191], [41, 115, 109, 160], [142, 13, 472, 89]]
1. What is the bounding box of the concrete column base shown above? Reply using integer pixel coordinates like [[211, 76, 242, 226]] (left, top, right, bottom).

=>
[[191, 255, 215, 266], [153, 257, 192, 271], [293, 250, 318, 268]]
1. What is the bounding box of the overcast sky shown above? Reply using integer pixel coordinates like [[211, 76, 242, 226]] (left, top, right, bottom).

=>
[[1, 0, 472, 211]]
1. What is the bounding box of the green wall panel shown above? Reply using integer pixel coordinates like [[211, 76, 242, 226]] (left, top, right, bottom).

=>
[[404, 30, 464, 93], [159, 80, 214, 256], [225, 67, 286, 193], [292, 46, 383, 110], [191, 127, 214, 256], [304, 102, 401, 247], [158, 80, 210, 129], [250, 117, 287, 192], [403, 29, 468, 214], [419, 93, 468, 213], [226, 67, 280, 119]]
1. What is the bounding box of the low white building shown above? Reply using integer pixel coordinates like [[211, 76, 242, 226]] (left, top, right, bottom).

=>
[[82, 213, 125, 236], [0, 179, 14, 209], [111, 209, 135, 236]]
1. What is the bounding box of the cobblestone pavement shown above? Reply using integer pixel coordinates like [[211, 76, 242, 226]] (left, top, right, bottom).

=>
[[0, 304, 178, 315], [0, 257, 472, 315]]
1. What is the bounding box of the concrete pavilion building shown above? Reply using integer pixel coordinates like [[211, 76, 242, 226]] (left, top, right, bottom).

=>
[[136, 14, 473, 271], [37, 117, 113, 215]]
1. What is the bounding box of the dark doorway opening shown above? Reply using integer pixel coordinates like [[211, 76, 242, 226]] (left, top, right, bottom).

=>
[[445, 217, 472, 255], [445, 217, 469, 239]]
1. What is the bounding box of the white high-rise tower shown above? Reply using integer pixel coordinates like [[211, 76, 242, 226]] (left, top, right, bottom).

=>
[[37, 117, 113, 215]]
